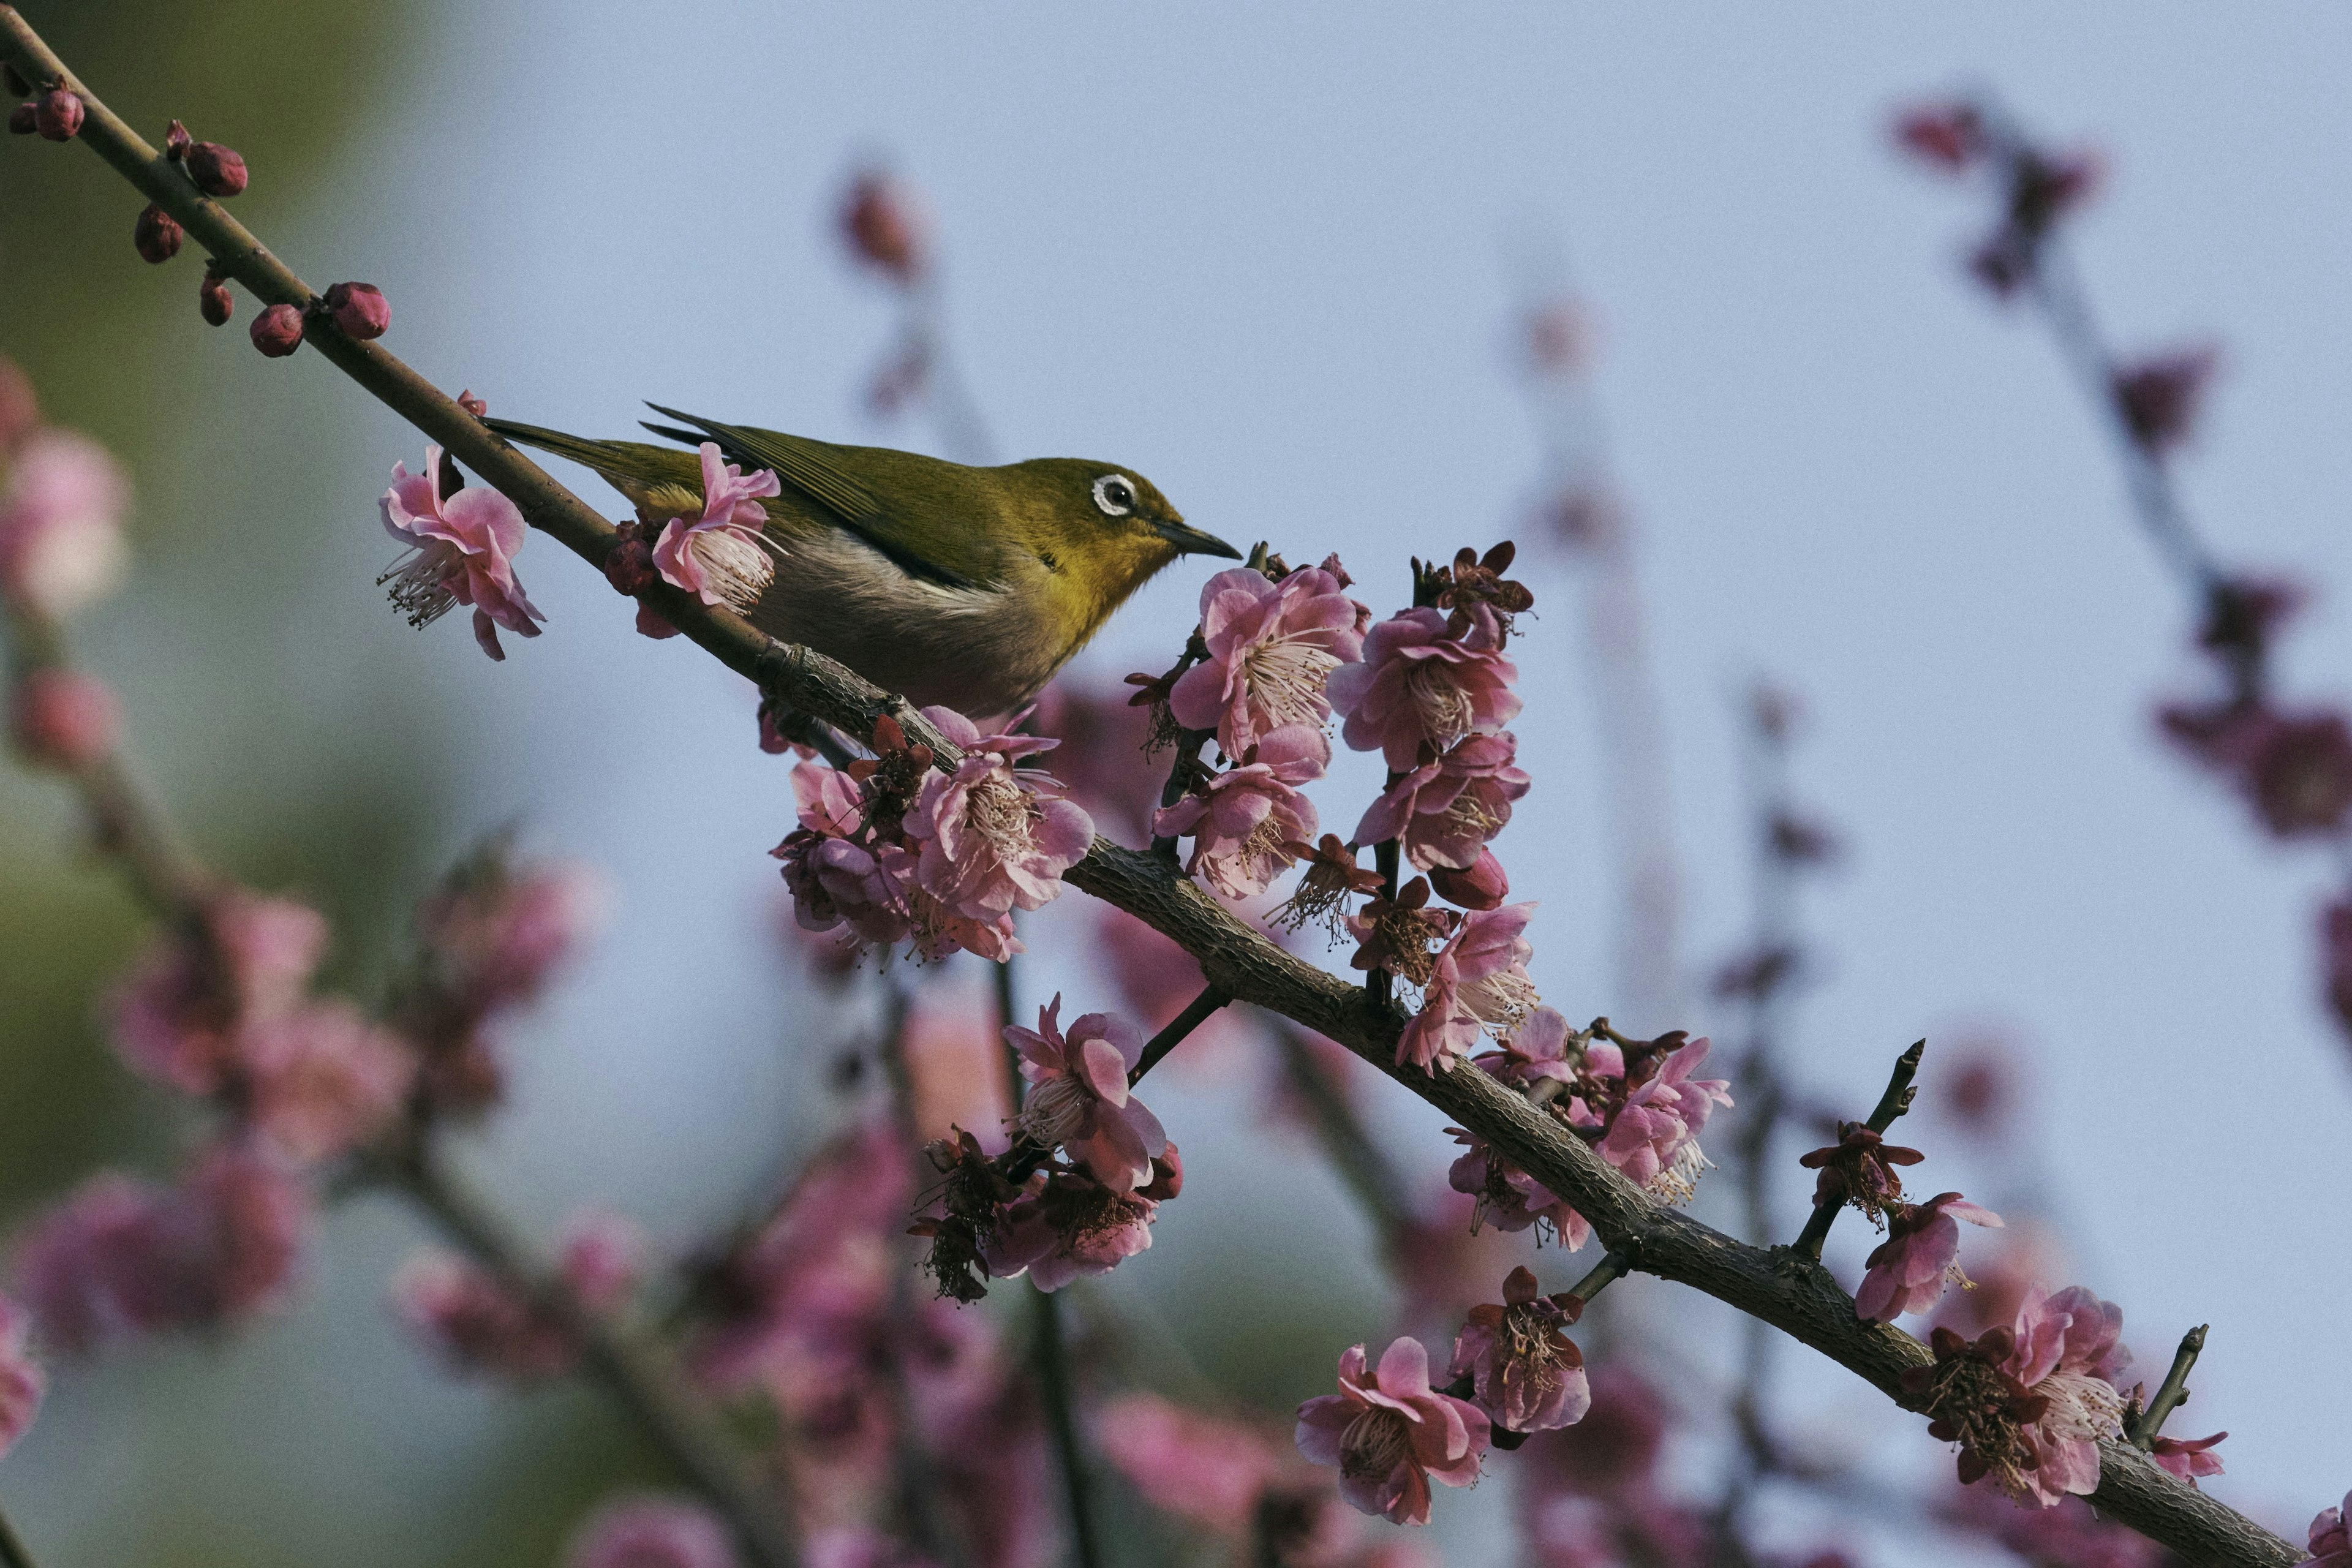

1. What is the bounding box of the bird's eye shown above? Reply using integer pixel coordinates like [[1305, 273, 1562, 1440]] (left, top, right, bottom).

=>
[[1092, 474, 1137, 517]]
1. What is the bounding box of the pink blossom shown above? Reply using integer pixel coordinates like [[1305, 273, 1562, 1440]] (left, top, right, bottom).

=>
[[2310, 1493, 2352, 1568], [650, 442, 783, 613], [1169, 565, 1367, 756], [1328, 608, 1521, 771], [9, 667, 120, 769], [110, 890, 331, 1095], [392, 1248, 573, 1382], [775, 762, 916, 948], [903, 705, 1093, 925], [1476, 1005, 1577, 1091], [380, 445, 545, 658], [12, 1145, 311, 1354], [1295, 1337, 1490, 1526], [0, 1294, 44, 1459], [1008, 997, 1167, 1190], [1397, 903, 1539, 1073], [1853, 1192, 2002, 1323], [2150, 1431, 2226, 1486], [565, 1495, 741, 1568], [807, 1529, 941, 1568], [238, 1000, 415, 1163], [414, 853, 608, 1017], [2162, 703, 2352, 838], [0, 428, 129, 616], [560, 1209, 642, 1311], [1354, 731, 1529, 872], [1594, 1035, 1733, 1202], [982, 1171, 1158, 1291], [1096, 1393, 1287, 1534], [1446, 1129, 1590, 1251], [1152, 725, 1327, 899], [1910, 1284, 2129, 1506], [1450, 1266, 1591, 1434], [1428, 846, 1509, 910]]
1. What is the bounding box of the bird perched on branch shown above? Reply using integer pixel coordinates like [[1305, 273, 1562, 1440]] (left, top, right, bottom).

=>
[[486, 405, 1239, 718]]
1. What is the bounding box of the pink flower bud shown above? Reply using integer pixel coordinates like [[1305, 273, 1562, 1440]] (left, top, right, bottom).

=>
[[838, 169, 928, 282], [456, 389, 488, 418], [603, 533, 658, 595], [1428, 846, 1509, 910], [10, 669, 121, 770], [132, 203, 184, 265], [6, 104, 34, 137], [34, 87, 81, 141], [164, 119, 191, 160], [198, 272, 233, 326], [249, 303, 304, 358], [322, 281, 390, 340], [184, 140, 248, 197]]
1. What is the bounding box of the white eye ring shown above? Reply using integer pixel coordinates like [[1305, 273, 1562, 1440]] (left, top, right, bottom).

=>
[[1092, 473, 1137, 517]]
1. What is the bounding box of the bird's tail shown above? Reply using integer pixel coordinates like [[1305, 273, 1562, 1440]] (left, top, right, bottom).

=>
[[482, 418, 703, 502], [482, 417, 621, 471]]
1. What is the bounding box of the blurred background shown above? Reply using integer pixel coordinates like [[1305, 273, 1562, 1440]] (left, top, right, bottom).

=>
[[4, 2, 2350, 1564]]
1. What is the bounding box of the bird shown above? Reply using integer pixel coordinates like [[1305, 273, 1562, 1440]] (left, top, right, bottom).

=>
[[484, 405, 1241, 718]]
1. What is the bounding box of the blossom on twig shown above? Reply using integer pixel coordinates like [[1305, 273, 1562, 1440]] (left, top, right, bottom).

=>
[[1153, 725, 1327, 899], [1329, 608, 1521, 772], [1295, 1337, 1489, 1526], [1008, 996, 1167, 1191], [2150, 1431, 2226, 1486], [1396, 903, 1539, 1073], [0, 1294, 44, 1459], [1353, 731, 1529, 873], [1449, 1266, 1589, 1435], [1904, 1283, 2130, 1507], [379, 444, 546, 659], [1798, 1121, 1924, 1226], [649, 442, 784, 616], [1854, 1192, 2002, 1324], [0, 427, 129, 617], [1169, 564, 1366, 757]]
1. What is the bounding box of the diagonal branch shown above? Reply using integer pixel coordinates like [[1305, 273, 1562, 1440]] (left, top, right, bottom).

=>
[[0, 15, 2299, 1565]]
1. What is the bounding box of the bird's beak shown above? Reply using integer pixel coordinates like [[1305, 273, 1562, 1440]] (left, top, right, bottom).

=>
[[1153, 519, 1243, 560]]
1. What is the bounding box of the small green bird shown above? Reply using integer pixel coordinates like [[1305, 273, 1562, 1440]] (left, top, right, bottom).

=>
[[486, 405, 1240, 717]]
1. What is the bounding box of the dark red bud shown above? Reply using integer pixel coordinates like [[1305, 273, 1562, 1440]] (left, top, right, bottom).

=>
[[249, 302, 304, 358], [7, 102, 34, 137], [184, 140, 248, 197], [456, 388, 488, 418], [198, 271, 234, 326], [321, 281, 390, 339], [603, 537, 658, 595], [2, 64, 29, 98], [132, 203, 184, 264], [164, 119, 191, 159], [1140, 1142, 1183, 1202], [1428, 847, 1509, 910], [34, 86, 82, 141]]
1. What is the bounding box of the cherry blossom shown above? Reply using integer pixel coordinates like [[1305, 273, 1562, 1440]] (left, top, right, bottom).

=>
[[2310, 1493, 2352, 1568], [393, 1249, 575, 1382], [1169, 564, 1366, 756], [1295, 1337, 1489, 1526], [238, 1000, 415, 1163], [1007, 996, 1167, 1191], [982, 1170, 1159, 1292], [1153, 724, 1327, 899], [1449, 1267, 1590, 1435], [110, 889, 331, 1096], [1854, 1192, 2002, 1324], [1592, 1035, 1732, 1202], [1096, 1393, 1289, 1535], [1329, 608, 1521, 771], [650, 442, 785, 614], [379, 444, 545, 658], [1799, 1122, 1925, 1225], [1446, 1129, 1591, 1252]]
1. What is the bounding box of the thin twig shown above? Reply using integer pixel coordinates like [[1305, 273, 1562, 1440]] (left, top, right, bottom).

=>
[[1790, 1040, 1924, 1262], [1129, 984, 1231, 1084], [2128, 1324, 2209, 1449]]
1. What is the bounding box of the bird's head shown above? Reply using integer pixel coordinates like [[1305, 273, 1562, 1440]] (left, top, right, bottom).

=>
[[1000, 458, 1240, 629]]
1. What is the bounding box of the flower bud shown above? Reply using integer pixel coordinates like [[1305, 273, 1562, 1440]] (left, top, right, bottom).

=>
[[198, 272, 234, 326], [1140, 1143, 1183, 1202], [132, 203, 184, 265], [603, 533, 657, 595], [249, 303, 304, 358], [34, 87, 81, 141], [164, 119, 191, 160], [456, 389, 488, 418], [1428, 847, 1509, 911], [184, 141, 248, 197], [10, 669, 121, 771], [7, 104, 34, 137], [321, 281, 389, 340]]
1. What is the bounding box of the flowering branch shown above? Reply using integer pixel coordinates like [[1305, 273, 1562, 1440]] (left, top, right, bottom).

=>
[[1790, 1039, 1923, 1262], [0, 19, 2302, 1564]]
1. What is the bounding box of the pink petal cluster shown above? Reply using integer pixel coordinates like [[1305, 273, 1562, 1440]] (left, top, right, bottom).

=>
[[2159, 700, 2352, 839], [1996, 1284, 2130, 1505], [9, 666, 121, 769], [906, 706, 1095, 924], [983, 1169, 1166, 1292], [236, 1000, 415, 1163], [564, 1495, 741, 1568], [0, 1294, 45, 1459], [380, 445, 545, 659], [2311, 1493, 2352, 1568], [1854, 1192, 2003, 1323], [1446, 1128, 1590, 1252], [1008, 997, 1167, 1189], [12, 1145, 311, 1355], [392, 1249, 574, 1382], [1295, 1337, 1490, 1526], [1398, 903, 1539, 1073], [649, 442, 784, 615], [1152, 725, 1327, 899], [1354, 731, 1529, 872], [1096, 1393, 1289, 1535], [1169, 564, 1368, 756], [2150, 1431, 2226, 1485], [1449, 1267, 1591, 1434], [0, 428, 129, 617], [1589, 1036, 1733, 1202], [110, 888, 330, 1095], [1329, 608, 1521, 771]]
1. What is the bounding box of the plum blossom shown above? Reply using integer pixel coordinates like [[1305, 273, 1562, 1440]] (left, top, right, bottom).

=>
[[565, 1495, 741, 1568], [1295, 1337, 1490, 1525], [1904, 1283, 2130, 1507], [1428, 846, 1509, 910], [1591, 1035, 1732, 1203], [1397, 903, 1539, 1073], [393, 1249, 574, 1382], [12, 1145, 311, 1355], [379, 445, 545, 659], [0, 1294, 44, 1459], [1169, 564, 1366, 756], [904, 705, 1093, 925], [1095, 1393, 1289, 1535], [1799, 1122, 1925, 1226], [110, 890, 330, 1096], [1446, 1129, 1589, 1251], [1153, 725, 1327, 899], [1853, 1192, 2002, 1323], [1329, 608, 1521, 771], [2160, 701, 2352, 839], [2310, 1493, 2352, 1568], [776, 761, 917, 947], [1450, 1267, 1590, 1435], [1008, 997, 1167, 1191], [9, 666, 121, 769], [238, 1000, 415, 1163], [982, 1170, 1161, 1292], [1354, 731, 1529, 872], [650, 442, 784, 615], [2150, 1431, 2226, 1485], [1346, 877, 1456, 986], [0, 428, 129, 616]]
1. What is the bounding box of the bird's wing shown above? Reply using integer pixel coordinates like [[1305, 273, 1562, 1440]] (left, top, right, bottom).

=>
[[643, 405, 993, 591]]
